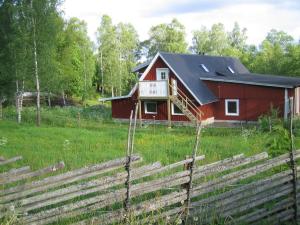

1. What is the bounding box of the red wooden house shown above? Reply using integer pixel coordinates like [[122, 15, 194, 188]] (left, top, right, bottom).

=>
[[101, 52, 300, 126]]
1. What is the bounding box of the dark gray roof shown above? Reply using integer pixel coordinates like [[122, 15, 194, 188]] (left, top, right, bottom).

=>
[[132, 61, 150, 73], [200, 72, 300, 88], [159, 52, 300, 104], [160, 52, 250, 104]]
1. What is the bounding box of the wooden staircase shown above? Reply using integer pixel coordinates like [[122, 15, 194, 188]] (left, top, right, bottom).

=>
[[169, 83, 203, 125]]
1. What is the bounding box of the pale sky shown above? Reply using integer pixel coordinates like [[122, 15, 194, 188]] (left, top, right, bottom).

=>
[[61, 0, 300, 46]]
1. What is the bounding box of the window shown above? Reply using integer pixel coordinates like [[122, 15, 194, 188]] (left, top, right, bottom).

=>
[[225, 99, 239, 116], [227, 66, 235, 74], [172, 103, 184, 115], [144, 102, 157, 114], [156, 68, 169, 80], [200, 64, 209, 72]]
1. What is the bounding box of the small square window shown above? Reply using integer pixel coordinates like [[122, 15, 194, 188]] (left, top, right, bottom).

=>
[[172, 103, 184, 115], [156, 68, 169, 80], [144, 102, 157, 114], [225, 99, 239, 116]]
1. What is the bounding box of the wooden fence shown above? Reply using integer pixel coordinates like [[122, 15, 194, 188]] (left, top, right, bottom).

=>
[[1, 149, 299, 225]]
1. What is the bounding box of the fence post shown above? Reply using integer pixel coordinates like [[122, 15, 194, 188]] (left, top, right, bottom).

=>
[[124, 105, 138, 223], [183, 124, 202, 224], [289, 97, 298, 222]]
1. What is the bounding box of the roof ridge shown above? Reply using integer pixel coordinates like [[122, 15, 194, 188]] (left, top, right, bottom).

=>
[[159, 51, 237, 59]]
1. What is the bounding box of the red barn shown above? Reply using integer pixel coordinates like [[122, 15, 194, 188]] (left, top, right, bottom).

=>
[[101, 52, 300, 126]]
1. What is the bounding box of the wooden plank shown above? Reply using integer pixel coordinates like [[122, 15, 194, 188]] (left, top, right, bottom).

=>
[[0, 166, 31, 179], [192, 152, 292, 197], [1, 155, 141, 198], [16, 162, 162, 212], [192, 170, 293, 207], [191, 170, 293, 208], [252, 208, 294, 225], [74, 190, 188, 225], [192, 181, 293, 218], [219, 184, 293, 219], [235, 197, 293, 224], [0, 161, 65, 185], [0, 156, 22, 166], [193, 152, 268, 180], [200, 184, 293, 224], [23, 170, 190, 224]]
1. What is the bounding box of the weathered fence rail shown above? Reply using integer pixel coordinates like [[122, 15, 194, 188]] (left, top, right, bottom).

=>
[[1, 150, 299, 225]]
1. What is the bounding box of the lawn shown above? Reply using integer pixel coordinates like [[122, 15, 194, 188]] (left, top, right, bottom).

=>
[[0, 106, 298, 172]]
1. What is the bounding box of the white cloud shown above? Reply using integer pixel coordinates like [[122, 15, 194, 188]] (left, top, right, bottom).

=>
[[62, 0, 300, 46]]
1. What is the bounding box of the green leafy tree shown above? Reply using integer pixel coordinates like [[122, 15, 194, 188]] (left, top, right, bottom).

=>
[[97, 15, 139, 96], [144, 18, 188, 58], [192, 23, 229, 55], [57, 18, 95, 104]]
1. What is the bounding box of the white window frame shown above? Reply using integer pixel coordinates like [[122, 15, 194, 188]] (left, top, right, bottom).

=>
[[171, 103, 184, 115], [156, 68, 169, 80], [225, 99, 239, 116], [144, 101, 157, 114]]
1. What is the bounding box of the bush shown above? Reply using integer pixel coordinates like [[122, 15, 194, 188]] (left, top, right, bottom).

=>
[[258, 107, 282, 132], [265, 125, 291, 156]]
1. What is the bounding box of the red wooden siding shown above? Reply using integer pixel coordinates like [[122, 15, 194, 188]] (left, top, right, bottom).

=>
[[203, 81, 290, 121], [112, 92, 138, 119]]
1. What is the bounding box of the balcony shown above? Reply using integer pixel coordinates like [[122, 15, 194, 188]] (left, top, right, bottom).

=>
[[138, 80, 168, 99]]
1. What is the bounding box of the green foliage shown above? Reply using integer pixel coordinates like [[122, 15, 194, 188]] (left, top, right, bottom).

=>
[[265, 125, 290, 156], [258, 108, 291, 156], [258, 107, 282, 132], [57, 18, 95, 100], [96, 15, 139, 97], [143, 18, 188, 58]]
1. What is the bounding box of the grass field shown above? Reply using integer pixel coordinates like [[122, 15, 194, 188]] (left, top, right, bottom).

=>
[[0, 106, 299, 172]]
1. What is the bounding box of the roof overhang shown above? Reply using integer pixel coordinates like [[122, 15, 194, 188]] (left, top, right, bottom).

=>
[[99, 95, 130, 102], [200, 77, 296, 89]]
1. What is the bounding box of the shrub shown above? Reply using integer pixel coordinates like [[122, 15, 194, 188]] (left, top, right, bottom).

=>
[[265, 125, 291, 156]]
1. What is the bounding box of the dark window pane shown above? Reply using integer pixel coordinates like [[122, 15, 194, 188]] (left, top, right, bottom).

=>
[[173, 104, 183, 114], [227, 101, 237, 113], [146, 102, 157, 113]]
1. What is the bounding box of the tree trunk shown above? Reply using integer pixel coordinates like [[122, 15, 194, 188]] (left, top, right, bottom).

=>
[[62, 90, 66, 106], [111, 86, 114, 97], [0, 101, 2, 120], [17, 95, 22, 123], [48, 91, 51, 107], [31, 2, 41, 126], [83, 49, 87, 107], [100, 51, 104, 95], [15, 80, 20, 123]]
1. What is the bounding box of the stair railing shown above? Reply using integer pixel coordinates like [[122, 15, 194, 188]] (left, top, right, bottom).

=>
[[169, 83, 203, 122]]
